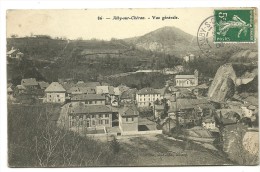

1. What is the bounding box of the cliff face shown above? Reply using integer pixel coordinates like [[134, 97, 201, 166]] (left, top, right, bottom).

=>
[[208, 63, 257, 102]]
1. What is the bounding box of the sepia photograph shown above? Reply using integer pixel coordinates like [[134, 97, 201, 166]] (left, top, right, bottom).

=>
[[5, 8, 259, 167]]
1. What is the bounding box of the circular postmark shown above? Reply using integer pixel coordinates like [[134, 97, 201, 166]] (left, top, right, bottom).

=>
[[197, 16, 225, 58]]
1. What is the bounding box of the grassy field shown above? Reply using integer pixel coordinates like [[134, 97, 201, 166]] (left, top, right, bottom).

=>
[[116, 134, 234, 166]]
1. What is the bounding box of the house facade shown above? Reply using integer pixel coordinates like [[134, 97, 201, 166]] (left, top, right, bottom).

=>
[[136, 88, 162, 107], [45, 82, 66, 103], [119, 105, 139, 132], [202, 118, 216, 130], [68, 104, 112, 129], [175, 70, 198, 87], [241, 105, 257, 118]]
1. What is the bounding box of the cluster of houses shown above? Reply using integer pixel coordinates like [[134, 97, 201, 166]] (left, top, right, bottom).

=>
[[8, 68, 258, 135], [7, 78, 49, 100], [7, 47, 24, 60]]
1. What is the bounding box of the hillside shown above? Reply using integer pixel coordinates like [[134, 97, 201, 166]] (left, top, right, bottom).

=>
[[124, 26, 258, 61], [124, 26, 199, 55], [7, 37, 164, 83], [6, 27, 258, 84]]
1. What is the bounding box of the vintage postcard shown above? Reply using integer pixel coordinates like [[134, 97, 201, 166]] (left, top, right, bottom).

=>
[[6, 8, 258, 167]]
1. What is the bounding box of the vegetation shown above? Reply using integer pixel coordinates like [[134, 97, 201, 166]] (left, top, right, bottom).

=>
[[8, 104, 134, 167], [223, 124, 259, 165]]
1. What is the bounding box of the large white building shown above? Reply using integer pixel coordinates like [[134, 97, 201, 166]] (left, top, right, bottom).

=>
[[175, 70, 198, 87], [45, 82, 66, 103], [136, 88, 162, 107]]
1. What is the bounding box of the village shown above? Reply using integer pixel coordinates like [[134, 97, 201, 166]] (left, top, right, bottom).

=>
[[7, 47, 258, 159]]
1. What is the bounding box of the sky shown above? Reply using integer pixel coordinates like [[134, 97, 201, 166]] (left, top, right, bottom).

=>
[[7, 9, 213, 40]]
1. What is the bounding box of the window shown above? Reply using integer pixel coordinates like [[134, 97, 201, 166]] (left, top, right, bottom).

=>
[[99, 114, 102, 118], [105, 114, 109, 118], [89, 101, 92, 104], [95, 101, 97, 104], [91, 115, 95, 118], [92, 120, 95, 126], [49, 95, 51, 97], [132, 117, 134, 121], [144, 98, 146, 101], [105, 120, 109, 124], [58, 99, 61, 102], [99, 120, 102, 125], [57, 95, 59, 97], [126, 117, 128, 122], [140, 98, 142, 101]]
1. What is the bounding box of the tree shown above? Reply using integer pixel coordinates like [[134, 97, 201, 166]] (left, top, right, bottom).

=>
[[11, 34, 18, 38], [110, 136, 120, 154]]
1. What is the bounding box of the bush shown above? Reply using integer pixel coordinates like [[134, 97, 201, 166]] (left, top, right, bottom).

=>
[[110, 136, 120, 154]]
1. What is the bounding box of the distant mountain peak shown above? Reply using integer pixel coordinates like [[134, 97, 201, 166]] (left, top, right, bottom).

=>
[[123, 26, 198, 55]]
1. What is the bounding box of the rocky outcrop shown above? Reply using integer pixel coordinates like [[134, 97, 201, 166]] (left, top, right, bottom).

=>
[[208, 63, 257, 102]]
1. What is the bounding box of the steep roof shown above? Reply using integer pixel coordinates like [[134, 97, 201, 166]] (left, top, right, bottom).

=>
[[168, 98, 212, 112], [117, 84, 130, 93], [21, 78, 38, 86], [121, 88, 137, 99], [38, 81, 50, 89], [45, 82, 66, 93], [71, 94, 105, 101], [67, 86, 96, 94], [7, 87, 13, 92], [16, 85, 26, 90], [119, 105, 139, 117], [244, 96, 258, 107], [70, 104, 112, 114], [61, 82, 100, 91], [202, 117, 215, 123], [7, 49, 18, 55], [137, 87, 160, 95], [7, 83, 12, 88], [169, 86, 179, 92], [155, 88, 166, 96], [175, 75, 196, 79], [84, 82, 101, 87]]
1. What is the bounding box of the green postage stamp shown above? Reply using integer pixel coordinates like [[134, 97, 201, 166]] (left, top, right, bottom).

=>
[[214, 9, 255, 43]]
